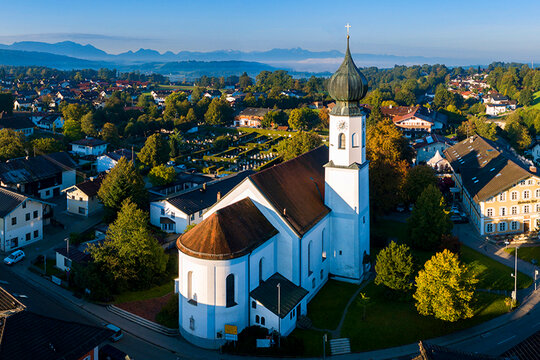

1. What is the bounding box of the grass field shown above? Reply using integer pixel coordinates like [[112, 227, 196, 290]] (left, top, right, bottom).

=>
[[505, 246, 540, 265], [158, 84, 195, 91], [341, 283, 507, 352], [307, 280, 360, 330], [113, 283, 173, 304]]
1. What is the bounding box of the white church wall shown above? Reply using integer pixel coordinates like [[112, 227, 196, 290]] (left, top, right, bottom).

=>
[[249, 237, 276, 291], [328, 114, 366, 166], [178, 251, 249, 345]]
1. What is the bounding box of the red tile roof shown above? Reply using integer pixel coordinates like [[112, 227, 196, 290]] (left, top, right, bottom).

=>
[[177, 198, 278, 260], [249, 146, 330, 236]]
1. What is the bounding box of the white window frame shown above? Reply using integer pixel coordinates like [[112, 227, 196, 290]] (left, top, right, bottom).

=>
[[511, 191, 518, 201], [499, 207, 506, 216], [511, 206, 518, 215], [523, 190, 530, 200], [487, 208, 494, 217], [499, 193, 506, 201], [524, 205, 530, 214]]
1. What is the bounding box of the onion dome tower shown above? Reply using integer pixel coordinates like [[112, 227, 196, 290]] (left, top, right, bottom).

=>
[[327, 33, 368, 116], [325, 25, 370, 284]]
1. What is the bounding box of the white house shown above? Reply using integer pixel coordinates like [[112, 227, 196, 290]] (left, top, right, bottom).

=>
[[175, 39, 370, 349], [0, 113, 35, 137], [413, 134, 454, 164], [486, 102, 517, 116], [70, 138, 108, 156], [96, 149, 133, 173], [0, 188, 44, 252], [150, 171, 253, 233], [63, 176, 104, 216]]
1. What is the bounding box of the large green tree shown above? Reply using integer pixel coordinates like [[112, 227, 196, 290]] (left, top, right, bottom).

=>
[[148, 164, 176, 186], [414, 250, 478, 322], [100, 122, 119, 145], [288, 107, 318, 130], [374, 241, 414, 292], [407, 184, 453, 250], [204, 98, 232, 125], [63, 119, 83, 141], [276, 131, 322, 161], [88, 199, 167, 289], [0, 129, 25, 161], [402, 165, 437, 203], [0, 92, 14, 115], [98, 157, 147, 217], [31, 138, 64, 155], [138, 133, 170, 168], [81, 112, 97, 137]]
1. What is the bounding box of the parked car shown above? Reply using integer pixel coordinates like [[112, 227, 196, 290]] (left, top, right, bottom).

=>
[[105, 324, 123, 342], [3, 250, 25, 265]]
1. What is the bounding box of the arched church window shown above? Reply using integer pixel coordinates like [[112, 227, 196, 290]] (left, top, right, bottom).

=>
[[308, 241, 313, 275], [261, 317, 265, 326], [256, 315, 260, 324], [321, 229, 326, 261], [352, 133, 359, 148], [259, 258, 264, 285], [187, 271, 196, 305], [338, 133, 346, 149], [226, 274, 236, 307]]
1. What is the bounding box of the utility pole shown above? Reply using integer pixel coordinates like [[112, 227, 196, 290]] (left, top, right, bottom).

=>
[[535, 270, 538, 291], [277, 283, 281, 348], [506, 241, 518, 302]]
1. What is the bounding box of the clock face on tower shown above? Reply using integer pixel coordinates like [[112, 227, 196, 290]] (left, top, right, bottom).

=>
[[337, 120, 348, 131]]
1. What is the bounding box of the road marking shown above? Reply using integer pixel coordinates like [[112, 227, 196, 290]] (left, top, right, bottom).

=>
[[497, 335, 516, 345]]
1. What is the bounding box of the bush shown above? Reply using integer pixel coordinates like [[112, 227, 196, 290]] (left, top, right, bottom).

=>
[[156, 293, 179, 329]]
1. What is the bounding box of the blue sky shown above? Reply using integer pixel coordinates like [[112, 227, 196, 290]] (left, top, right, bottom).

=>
[[2, 0, 540, 61]]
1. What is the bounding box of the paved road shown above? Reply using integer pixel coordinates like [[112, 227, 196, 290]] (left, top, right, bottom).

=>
[[0, 261, 182, 360]]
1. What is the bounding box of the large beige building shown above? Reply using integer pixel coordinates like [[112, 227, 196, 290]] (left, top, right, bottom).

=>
[[445, 135, 540, 236]]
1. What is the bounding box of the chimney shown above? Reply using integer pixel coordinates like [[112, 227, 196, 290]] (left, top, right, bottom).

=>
[[530, 166, 537, 173], [217, 191, 221, 201]]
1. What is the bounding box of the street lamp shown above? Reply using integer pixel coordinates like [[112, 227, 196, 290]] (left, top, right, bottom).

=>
[[535, 270, 539, 291], [505, 240, 518, 302]]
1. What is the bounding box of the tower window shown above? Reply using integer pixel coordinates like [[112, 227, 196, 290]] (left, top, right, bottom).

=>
[[338, 133, 346, 149], [226, 274, 236, 307], [352, 133, 359, 148]]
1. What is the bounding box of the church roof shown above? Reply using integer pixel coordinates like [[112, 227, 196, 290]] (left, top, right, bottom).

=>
[[250, 273, 308, 319], [177, 198, 278, 260], [327, 36, 368, 116], [250, 145, 330, 237]]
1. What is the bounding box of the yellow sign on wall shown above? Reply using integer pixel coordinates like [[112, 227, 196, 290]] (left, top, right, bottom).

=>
[[225, 324, 237, 335]]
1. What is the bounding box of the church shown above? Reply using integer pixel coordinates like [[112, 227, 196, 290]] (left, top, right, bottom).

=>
[[176, 33, 370, 349]]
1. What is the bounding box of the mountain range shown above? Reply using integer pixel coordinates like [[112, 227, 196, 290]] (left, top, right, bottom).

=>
[[0, 40, 486, 76]]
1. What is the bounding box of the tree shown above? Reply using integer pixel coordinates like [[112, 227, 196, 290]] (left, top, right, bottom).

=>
[[148, 165, 176, 186], [276, 131, 322, 161], [138, 133, 170, 168], [100, 122, 119, 145], [367, 118, 412, 216], [518, 88, 533, 107], [98, 157, 147, 218], [374, 241, 414, 292], [414, 250, 478, 322], [403, 165, 437, 203], [0, 92, 14, 115], [81, 112, 97, 137], [0, 129, 25, 161], [407, 184, 453, 250], [88, 199, 167, 289], [288, 107, 318, 130], [204, 98, 232, 125], [63, 119, 83, 141], [238, 72, 252, 90], [61, 103, 86, 122], [31, 138, 64, 155]]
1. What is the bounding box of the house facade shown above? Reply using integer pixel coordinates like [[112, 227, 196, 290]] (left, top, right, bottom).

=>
[[414, 134, 454, 164], [63, 176, 104, 216], [96, 149, 133, 173], [71, 138, 108, 156], [233, 108, 271, 127], [445, 135, 540, 236], [0, 188, 44, 252]]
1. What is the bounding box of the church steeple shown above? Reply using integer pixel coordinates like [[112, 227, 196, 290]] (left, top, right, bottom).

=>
[[327, 29, 368, 116]]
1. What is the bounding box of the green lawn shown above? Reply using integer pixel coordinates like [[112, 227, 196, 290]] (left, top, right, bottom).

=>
[[372, 219, 408, 243], [307, 279, 360, 330], [340, 282, 508, 352], [113, 283, 173, 304], [461, 245, 533, 290], [289, 328, 329, 357], [505, 246, 540, 265], [158, 84, 195, 91], [531, 90, 540, 109]]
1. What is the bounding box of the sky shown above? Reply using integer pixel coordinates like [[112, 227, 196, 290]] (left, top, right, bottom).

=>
[[1, 0, 540, 63]]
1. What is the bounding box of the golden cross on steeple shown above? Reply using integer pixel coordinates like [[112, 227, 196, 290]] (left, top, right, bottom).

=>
[[345, 23, 351, 38]]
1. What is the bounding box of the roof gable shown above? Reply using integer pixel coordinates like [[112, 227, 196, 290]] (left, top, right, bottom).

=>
[[249, 146, 330, 236]]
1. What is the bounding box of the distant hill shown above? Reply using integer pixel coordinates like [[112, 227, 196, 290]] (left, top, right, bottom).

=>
[[0, 41, 483, 71], [0, 48, 108, 69]]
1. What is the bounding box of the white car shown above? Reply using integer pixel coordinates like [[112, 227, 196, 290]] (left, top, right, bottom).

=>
[[3, 250, 25, 265]]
